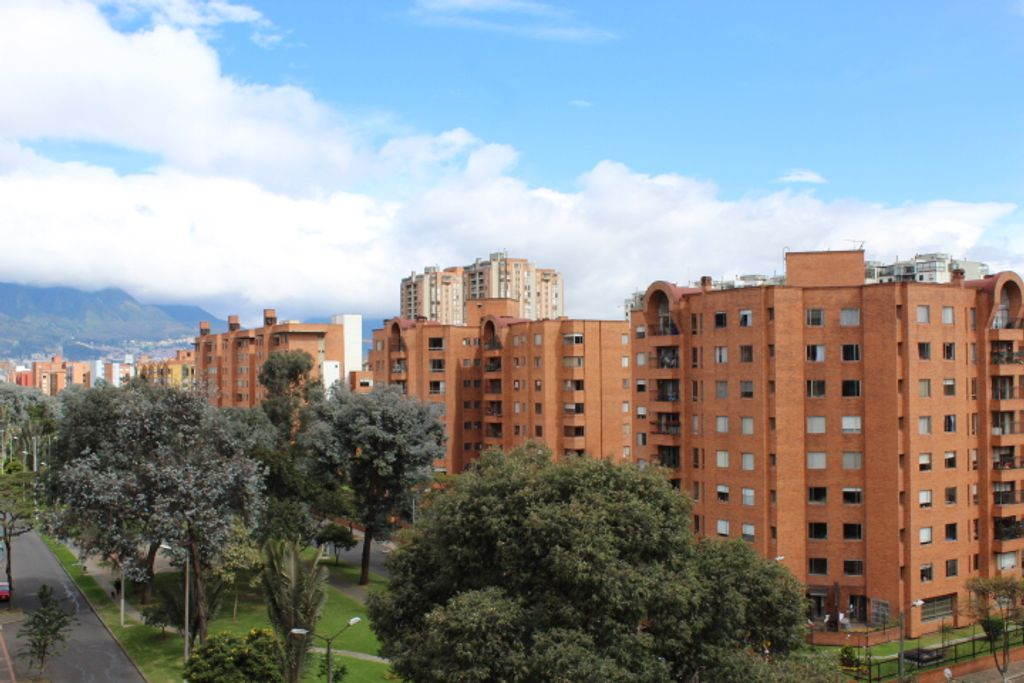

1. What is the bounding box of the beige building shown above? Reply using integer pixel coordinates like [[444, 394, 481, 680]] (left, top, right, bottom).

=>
[[400, 252, 564, 324]]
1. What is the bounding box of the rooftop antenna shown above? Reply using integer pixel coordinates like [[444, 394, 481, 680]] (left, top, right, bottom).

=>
[[846, 240, 865, 251]]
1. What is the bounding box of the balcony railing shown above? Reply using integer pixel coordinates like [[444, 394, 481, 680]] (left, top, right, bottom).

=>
[[484, 340, 502, 350], [993, 423, 1024, 436], [391, 363, 407, 374], [991, 350, 1024, 365], [994, 456, 1024, 470], [484, 361, 502, 372], [995, 520, 1024, 541], [993, 385, 1023, 400], [656, 393, 680, 402], [994, 490, 1024, 506]]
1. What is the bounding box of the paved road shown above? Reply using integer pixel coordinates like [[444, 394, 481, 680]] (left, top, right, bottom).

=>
[[331, 531, 393, 579], [6, 531, 145, 683]]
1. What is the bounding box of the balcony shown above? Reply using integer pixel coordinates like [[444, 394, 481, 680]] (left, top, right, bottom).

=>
[[390, 362, 407, 374], [484, 340, 503, 350], [994, 454, 1024, 470], [484, 402, 503, 418], [992, 384, 1023, 401], [995, 518, 1024, 541], [994, 490, 1024, 506], [484, 381, 502, 394], [484, 359, 502, 373], [650, 316, 679, 336], [992, 422, 1024, 437], [655, 348, 680, 369], [484, 425, 503, 439]]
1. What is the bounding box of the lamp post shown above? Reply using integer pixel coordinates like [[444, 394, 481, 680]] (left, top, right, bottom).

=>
[[291, 616, 362, 683], [160, 543, 191, 661], [898, 599, 925, 681]]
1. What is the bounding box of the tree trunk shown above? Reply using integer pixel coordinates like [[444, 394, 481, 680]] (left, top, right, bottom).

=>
[[3, 536, 11, 608], [360, 527, 373, 585], [232, 585, 238, 622], [141, 542, 159, 605], [189, 540, 208, 644]]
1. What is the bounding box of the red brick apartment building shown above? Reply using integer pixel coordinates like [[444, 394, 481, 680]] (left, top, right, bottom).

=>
[[369, 298, 630, 474], [630, 250, 1024, 637], [194, 309, 359, 409]]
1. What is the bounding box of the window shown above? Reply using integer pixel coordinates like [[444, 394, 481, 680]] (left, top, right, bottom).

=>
[[844, 560, 864, 576], [808, 522, 828, 539], [716, 450, 730, 468], [716, 416, 729, 433], [842, 344, 861, 361], [997, 551, 1018, 570], [917, 305, 930, 323], [920, 527, 933, 545], [741, 452, 755, 471], [944, 451, 957, 469], [428, 380, 445, 394], [428, 337, 445, 350], [919, 489, 932, 509], [806, 344, 826, 362], [838, 308, 861, 326], [741, 524, 755, 542], [919, 379, 932, 397], [714, 346, 728, 363], [714, 312, 727, 328], [921, 563, 933, 582], [919, 416, 932, 435], [842, 380, 861, 397], [740, 381, 754, 399], [808, 558, 828, 575], [809, 487, 828, 503], [741, 417, 754, 434], [806, 380, 826, 398], [942, 378, 956, 396], [842, 487, 862, 504], [739, 309, 752, 327], [636, 379, 646, 393], [714, 380, 728, 398], [945, 486, 958, 505], [807, 416, 826, 433], [634, 326, 646, 339], [564, 356, 584, 368], [716, 519, 730, 537], [563, 333, 584, 345], [636, 432, 645, 445], [843, 451, 863, 470], [806, 309, 825, 326], [944, 415, 957, 433], [945, 560, 959, 578], [942, 306, 954, 324], [919, 453, 932, 471], [943, 342, 955, 360], [739, 345, 753, 362], [918, 342, 931, 360], [535, 402, 543, 415], [636, 352, 646, 367], [843, 523, 863, 540], [716, 485, 730, 502], [842, 416, 862, 433], [533, 334, 542, 345], [807, 451, 827, 469], [741, 488, 755, 506], [945, 522, 958, 541]]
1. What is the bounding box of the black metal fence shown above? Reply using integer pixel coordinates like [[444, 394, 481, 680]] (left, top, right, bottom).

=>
[[846, 626, 1024, 681]]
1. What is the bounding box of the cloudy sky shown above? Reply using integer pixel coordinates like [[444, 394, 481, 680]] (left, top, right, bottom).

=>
[[0, 0, 1021, 325]]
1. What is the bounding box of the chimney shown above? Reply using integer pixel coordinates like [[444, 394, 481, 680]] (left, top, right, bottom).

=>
[[264, 308, 277, 326], [700, 276, 714, 291], [228, 315, 240, 331], [952, 268, 966, 286], [199, 321, 210, 336]]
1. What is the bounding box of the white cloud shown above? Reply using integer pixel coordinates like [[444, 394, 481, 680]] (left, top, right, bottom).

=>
[[0, 0, 1019, 328], [569, 99, 592, 108], [410, 0, 613, 41], [777, 168, 828, 184]]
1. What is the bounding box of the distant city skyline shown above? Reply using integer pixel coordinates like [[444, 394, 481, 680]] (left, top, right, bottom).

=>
[[0, 0, 1020, 323]]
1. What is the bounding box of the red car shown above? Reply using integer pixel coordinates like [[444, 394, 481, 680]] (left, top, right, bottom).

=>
[[0, 582, 9, 601]]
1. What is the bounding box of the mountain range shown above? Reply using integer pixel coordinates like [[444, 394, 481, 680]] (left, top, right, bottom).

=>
[[0, 282, 221, 360]]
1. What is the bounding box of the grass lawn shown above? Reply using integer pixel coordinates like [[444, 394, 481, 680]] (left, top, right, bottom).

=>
[[43, 536, 396, 683], [832, 623, 984, 658]]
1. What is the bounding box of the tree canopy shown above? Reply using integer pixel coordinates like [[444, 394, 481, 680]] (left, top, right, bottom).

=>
[[369, 444, 809, 682], [309, 385, 445, 584]]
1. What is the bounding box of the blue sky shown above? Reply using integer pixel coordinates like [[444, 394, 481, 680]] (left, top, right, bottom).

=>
[[0, 0, 1021, 324]]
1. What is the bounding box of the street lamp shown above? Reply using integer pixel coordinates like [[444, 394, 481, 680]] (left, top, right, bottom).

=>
[[290, 616, 362, 683], [160, 543, 191, 661], [898, 598, 925, 680]]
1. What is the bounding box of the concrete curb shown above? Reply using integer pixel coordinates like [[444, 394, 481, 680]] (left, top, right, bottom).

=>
[[41, 537, 151, 683]]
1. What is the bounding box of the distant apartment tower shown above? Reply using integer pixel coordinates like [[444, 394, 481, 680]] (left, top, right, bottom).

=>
[[369, 298, 628, 473], [137, 350, 196, 389], [400, 252, 564, 325], [193, 309, 361, 409], [866, 253, 990, 284], [630, 249, 1024, 639]]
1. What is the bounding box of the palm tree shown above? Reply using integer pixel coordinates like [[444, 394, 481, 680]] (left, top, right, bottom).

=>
[[261, 540, 327, 683]]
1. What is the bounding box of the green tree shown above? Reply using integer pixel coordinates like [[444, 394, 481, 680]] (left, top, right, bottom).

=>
[[369, 444, 809, 682], [967, 576, 1024, 683], [309, 385, 445, 585], [184, 628, 284, 683], [0, 471, 36, 599], [213, 519, 264, 622], [315, 523, 356, 565], [262, 539, 328, 683], [18, 583, 76, 676], [258, 350, 319, 443]]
